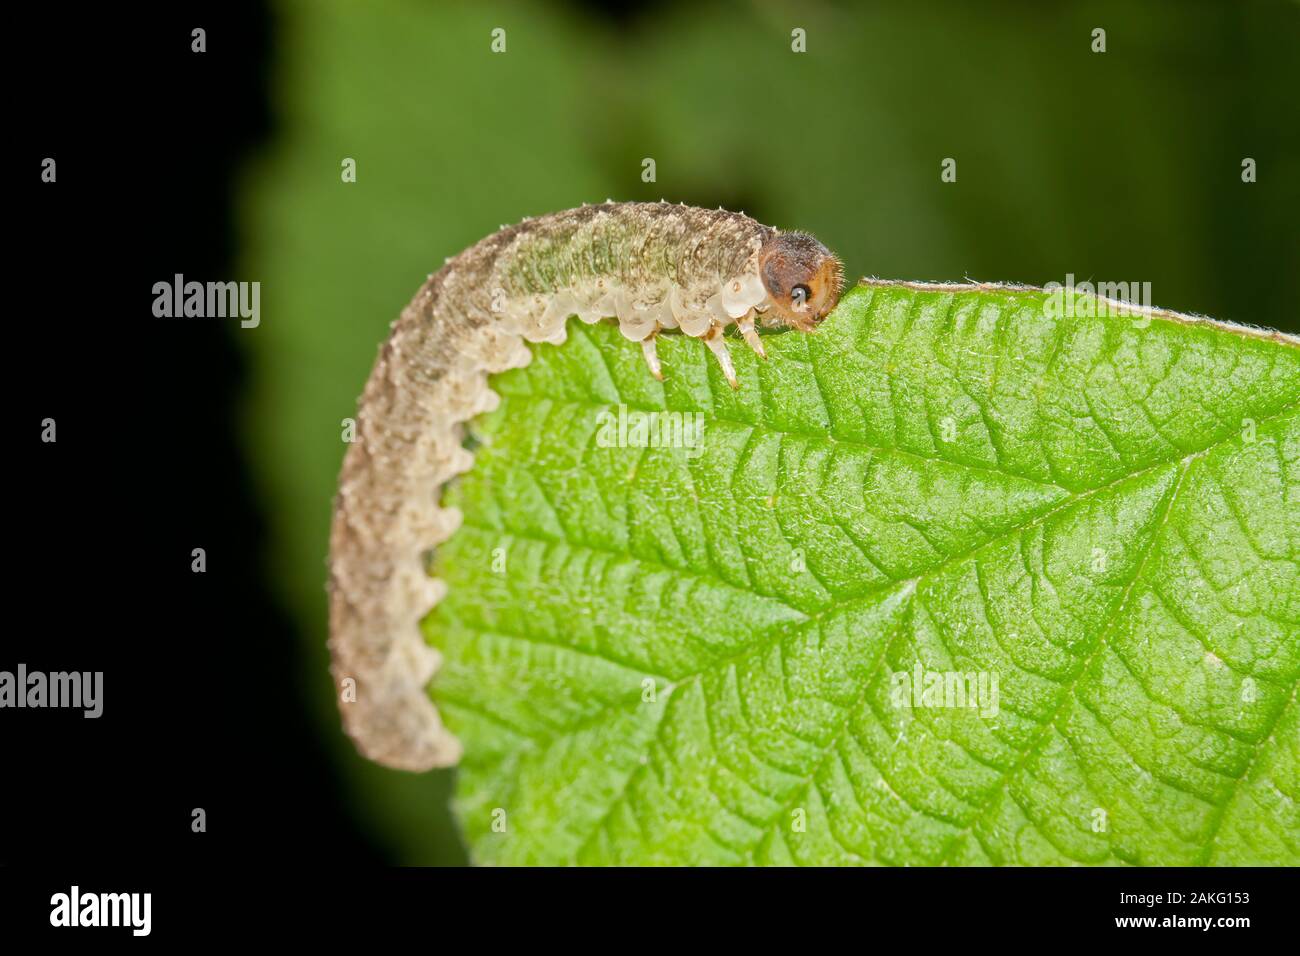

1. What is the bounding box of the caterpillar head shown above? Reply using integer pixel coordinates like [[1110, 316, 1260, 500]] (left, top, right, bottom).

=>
[[757, 232, 844, 332]]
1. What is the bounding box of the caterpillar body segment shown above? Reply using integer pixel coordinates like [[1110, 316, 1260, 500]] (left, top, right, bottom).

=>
[[329, 201, 843, 770]]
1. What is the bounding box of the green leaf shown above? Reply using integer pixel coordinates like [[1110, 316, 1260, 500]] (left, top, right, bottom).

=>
[[426, 282, 1299, 866]]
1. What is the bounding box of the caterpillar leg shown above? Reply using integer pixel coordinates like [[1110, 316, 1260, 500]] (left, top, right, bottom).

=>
[[737, 312, 766, 360], [640, 330, 664, 381], [703, 325, 739, 390]]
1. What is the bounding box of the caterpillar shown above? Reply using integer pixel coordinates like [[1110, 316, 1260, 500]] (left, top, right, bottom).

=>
[[328, 201, 844, 771]]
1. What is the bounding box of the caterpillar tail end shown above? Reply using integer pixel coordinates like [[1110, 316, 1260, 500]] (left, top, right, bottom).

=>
[[330, 637, 463, 772], [327, 563, 463, 772]]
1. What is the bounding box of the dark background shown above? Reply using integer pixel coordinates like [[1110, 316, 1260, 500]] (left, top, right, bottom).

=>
[[6, 0, 1298, 871], [9, 2, 381, 865], [9, 2, 383, 867]]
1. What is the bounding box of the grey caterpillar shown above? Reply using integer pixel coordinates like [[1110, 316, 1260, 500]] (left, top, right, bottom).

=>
[[329, 201, 844, 771]]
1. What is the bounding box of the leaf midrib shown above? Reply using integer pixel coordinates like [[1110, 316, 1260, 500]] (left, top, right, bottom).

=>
[[460, 391, 1297, 640]]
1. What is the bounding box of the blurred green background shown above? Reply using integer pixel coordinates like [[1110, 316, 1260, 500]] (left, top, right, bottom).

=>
[[237, 0, 1299, 863]]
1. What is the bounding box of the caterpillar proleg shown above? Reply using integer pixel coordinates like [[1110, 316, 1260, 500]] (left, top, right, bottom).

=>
[[328, 201, 844, 770]]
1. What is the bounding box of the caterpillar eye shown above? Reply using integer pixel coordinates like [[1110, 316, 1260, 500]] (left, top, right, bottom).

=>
[[791, 284, 812, 311]]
